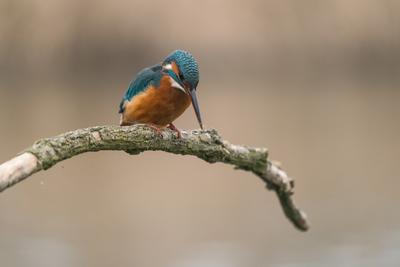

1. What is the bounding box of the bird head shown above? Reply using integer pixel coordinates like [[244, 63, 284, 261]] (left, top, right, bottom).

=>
[[162, 50, 203, 130]]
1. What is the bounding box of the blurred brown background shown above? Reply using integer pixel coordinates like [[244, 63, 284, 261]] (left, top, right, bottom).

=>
[[1, 0, 400, 266]]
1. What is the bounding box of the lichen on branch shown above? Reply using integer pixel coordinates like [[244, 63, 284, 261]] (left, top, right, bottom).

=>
[[0, 125, 309, 231]]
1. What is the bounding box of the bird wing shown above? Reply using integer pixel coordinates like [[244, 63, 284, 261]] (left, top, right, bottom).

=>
[[119, 64, 163, 114]]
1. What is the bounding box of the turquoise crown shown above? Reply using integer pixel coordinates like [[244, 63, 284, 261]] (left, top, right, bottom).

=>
[[163, 50, 199, 90]]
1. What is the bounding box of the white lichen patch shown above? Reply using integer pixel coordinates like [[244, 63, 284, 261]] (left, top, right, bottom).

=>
[[199, 133, 212, 143], [267, 163, 294, 193], [91, 131, 101, 142], [229, 144, 250, 154]]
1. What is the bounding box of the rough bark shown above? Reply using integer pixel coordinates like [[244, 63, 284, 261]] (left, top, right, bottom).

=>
[[0, 125, 309, 231]]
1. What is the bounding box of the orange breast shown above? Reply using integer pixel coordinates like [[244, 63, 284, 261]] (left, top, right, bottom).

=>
[[121, 76, 191, 127]]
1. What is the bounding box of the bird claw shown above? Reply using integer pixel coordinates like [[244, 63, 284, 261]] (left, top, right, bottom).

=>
[[167, 123, 181, 138], [143, 123, 181, 139], [145, 124, 164, 138]]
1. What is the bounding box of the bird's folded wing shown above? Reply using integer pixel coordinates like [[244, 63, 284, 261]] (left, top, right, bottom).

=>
[[119, 64, 163, 113]]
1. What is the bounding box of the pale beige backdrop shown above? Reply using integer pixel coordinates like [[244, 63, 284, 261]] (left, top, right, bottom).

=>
[[1, 1, 400, 266]]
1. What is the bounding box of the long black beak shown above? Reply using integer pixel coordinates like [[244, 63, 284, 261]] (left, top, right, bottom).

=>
[[188, 89, 203, 130]]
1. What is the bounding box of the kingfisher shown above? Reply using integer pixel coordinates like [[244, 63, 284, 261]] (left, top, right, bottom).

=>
[[118, 49, 203, 137]]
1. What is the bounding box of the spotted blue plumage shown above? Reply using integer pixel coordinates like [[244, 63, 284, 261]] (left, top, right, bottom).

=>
[[119, 64, 163, 113], [163, 50, 199, 90]]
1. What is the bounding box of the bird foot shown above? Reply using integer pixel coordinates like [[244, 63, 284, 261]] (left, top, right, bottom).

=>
[[145, 123, 164, 138], [167, 123, 181, 138]]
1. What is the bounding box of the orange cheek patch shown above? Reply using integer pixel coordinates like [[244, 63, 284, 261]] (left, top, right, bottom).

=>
[[171, 61, 180, 76]]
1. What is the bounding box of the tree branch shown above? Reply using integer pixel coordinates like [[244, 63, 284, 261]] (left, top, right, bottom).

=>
[[0, 125, 309, 231]]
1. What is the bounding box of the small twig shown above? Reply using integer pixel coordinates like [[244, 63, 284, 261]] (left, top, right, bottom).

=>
[[0, 125, 309, 231]]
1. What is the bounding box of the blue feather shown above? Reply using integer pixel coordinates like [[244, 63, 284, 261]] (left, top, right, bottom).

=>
[[119, 64, 163, 113]]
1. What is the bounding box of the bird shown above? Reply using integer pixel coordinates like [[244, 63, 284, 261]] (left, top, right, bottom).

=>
[[118, 49, 203, 137]]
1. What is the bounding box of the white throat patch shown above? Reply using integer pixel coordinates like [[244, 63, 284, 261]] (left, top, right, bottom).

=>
[[169, 77, 186, 93]]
